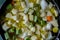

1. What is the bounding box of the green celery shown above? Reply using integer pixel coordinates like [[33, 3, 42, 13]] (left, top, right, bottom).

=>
[[33, 16, 37, 22], [4, 32, 9, 40]]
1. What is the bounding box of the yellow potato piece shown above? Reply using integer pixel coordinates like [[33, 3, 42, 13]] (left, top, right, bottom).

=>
[[53, 27, 58, 33]]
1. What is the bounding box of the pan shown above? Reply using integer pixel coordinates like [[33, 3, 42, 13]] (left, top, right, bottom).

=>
[[0, 0, 60, 40]]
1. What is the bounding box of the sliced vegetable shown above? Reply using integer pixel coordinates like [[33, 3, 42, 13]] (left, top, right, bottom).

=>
[[33, 16, 37, 22], [46, 16, 52, 22], [31, 35, 37, 40], [37, 18, 42, 26], [19, 29, 22, 34], [21, 2, 26, 8], [4, 32, 9, 40], [50, 7, 58, 17], [40, 38, 43, 40], [29, 0, 36, 3], [2, 23, 10, 31], [9, 28, 14, 33], [54, 10, 58, 17], [40, 0, 48, 10], [11, 8, 17, 14], [25, 37, 31, 40], [16, 28, 19, 35], [6, 4, 13, 11], [14, 2, 24, 11], [40, 20, 46, 26], [53, 27, 58, 33], [30, 22, 34, 27], [37, 17, 46, 27], [30, 27, 35, 32], [50, 19, 58, 27], [36, 0, 40, 4], [12, 35, 16, 40], [50, 7, 55, 14], [29, 15, 33, 21], [29, 3, 34, 8], [34, 5, 41, 17], [46, 32, 53, 40], [45, 23, 52, 30]]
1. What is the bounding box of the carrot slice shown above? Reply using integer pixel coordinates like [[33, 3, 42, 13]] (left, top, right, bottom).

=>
[[46, 16, 52, 22]]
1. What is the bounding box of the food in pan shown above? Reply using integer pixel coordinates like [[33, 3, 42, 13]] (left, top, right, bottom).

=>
[[2, 0, 59, 40]]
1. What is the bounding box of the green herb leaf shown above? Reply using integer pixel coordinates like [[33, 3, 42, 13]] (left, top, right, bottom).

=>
[[30, 22, 34, 27], [16, 28, 22, 35], [26, 37, 31, 40], [40, 20, 47, 26], [9, 28, 14, 33], [37, 17, 42, 24], [6, 4, 13, 11], [19, 29, 22, 34]]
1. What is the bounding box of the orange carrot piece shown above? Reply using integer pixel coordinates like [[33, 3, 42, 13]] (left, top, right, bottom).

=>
[[46, 16, 52, 22]]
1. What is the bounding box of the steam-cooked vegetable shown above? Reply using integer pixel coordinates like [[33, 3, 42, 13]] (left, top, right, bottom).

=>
[[50, 7, 58, 17], [40, 20, 47, 26], [25, 37, 31, 40], [46, 16, 52, 22], [31, 35, 37, 40], [6, 4, 13, 11], [3, 0, 59, 40], [11, 8, 17, 14], [29, 15, 33, 21], [45, 23, 52, 30], [2, 23, 10, 31], [4, 32, 10, 40], [29, 0, 36, 3], [33, 16, 37, 22], [53, 27, 58, 33], [16, 28, 22, 35], [40, 0, 48, 10], [9, 28, 14, 33]]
